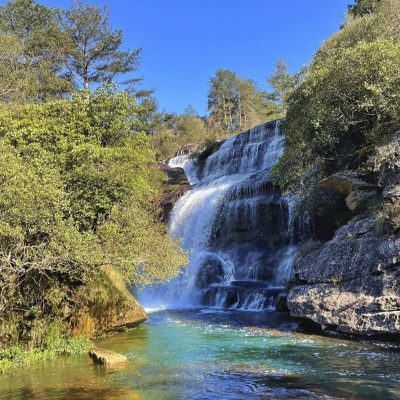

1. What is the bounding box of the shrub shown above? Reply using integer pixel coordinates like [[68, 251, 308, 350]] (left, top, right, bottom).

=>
[[274, 39, 400, 192], [374, 201, 400, 235]]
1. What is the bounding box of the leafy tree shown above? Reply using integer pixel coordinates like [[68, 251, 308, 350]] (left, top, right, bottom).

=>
[[208, 69, 237, 132], [58, 0, 142, 89], [235, 77, 263, 131], [0, 0, 64, 55], [0, 0, 72, 100], [274, 0, 400, 193], [0, 87, 187, 346], [152, 106, 210, 159], [208, 70, 266, 133], [0, 141, 98, 345], [348, 0, 381, 18], [266, 59, 295, 116]]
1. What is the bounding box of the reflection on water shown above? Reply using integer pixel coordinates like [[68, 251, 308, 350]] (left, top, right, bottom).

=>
[[0, 309, 399, 400]]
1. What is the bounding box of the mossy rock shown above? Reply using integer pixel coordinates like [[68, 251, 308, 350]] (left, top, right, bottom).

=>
[[70, 266, 147, 338]]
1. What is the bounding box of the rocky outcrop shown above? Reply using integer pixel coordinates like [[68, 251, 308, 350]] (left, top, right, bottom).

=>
[[320, 171, 377, 211], [288, 135, 400, 337], [158, 163, 191, 222], [70, 266, 147, 337], [288, 217, 400, 336]]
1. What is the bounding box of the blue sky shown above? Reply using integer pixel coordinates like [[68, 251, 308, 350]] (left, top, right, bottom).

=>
[[29, 0, 350, 114]]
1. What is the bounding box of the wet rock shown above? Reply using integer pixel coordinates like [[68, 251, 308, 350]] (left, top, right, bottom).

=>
[[89, 348, 128, 366], [159, 163, 189, 186], [333, 217, 375, 240], [175, 144, 199, 156], [383, 184, 400, 201], [158, 163, 191, 223], [195, 256, 225, 289], [276, 291, 289, 312], [288, 218, 400, 336]]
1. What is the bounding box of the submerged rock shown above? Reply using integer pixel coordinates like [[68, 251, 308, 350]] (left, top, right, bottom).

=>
[[288, 218, 400, 336], [89, 348, 128, 366]]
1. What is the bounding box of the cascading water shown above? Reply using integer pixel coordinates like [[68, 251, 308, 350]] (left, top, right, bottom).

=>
[[140, 120, 296, 311]]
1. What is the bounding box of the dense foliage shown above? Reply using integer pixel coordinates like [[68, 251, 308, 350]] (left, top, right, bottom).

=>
[[152, 106, 210, 160], [348, 0, 381, 18], [0, 88, 187, 348], [0, 0, 187, 357], [273, 0, 400, 192]]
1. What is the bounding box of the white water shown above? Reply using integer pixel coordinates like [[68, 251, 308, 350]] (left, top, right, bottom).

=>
[[168, 155, 200, 185], [140, 120, 296, 311]]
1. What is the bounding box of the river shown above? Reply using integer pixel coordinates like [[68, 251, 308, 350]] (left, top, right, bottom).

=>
[[0, 309, 399, 400]]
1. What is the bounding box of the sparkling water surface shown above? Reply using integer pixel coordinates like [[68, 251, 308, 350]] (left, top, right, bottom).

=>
[[0, 309, 399, 400]]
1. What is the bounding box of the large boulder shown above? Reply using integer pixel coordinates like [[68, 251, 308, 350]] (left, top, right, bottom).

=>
[[89, 347, 128, 366], [288, 272, 400, 335], [294, 218, 400, 284], [288, 218, 400, 336], [70, 266, 147, 337]]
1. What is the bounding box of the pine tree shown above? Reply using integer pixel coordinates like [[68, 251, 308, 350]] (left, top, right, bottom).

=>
[[58, 0, 142, 89]]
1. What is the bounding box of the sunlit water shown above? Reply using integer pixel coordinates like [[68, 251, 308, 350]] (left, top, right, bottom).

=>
[[0, 309, 399, 400]]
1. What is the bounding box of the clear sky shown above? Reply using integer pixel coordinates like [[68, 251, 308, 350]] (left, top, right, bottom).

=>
[[31, 0, 351, 114]]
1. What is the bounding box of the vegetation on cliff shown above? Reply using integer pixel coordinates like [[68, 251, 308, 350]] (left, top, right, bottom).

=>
[[272, 0, 400, 238], [0, 0, 186, 367]]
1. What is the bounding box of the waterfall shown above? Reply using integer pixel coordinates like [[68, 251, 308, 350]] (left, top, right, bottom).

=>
[[168, 155, 200, 185], [140, 120, 296, 311]]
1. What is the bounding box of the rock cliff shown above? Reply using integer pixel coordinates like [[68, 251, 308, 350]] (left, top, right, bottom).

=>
[[288, 134, 400, 337], [288, 217, 400, 335]]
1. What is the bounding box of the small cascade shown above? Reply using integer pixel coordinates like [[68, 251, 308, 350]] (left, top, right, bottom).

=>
[[168, 154, 200, 185], [140, 120, 296, 311]]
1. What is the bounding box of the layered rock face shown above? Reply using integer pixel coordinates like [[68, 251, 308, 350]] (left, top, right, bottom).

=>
[[288, 134, 400, 336], [288, 217, 400, 335]]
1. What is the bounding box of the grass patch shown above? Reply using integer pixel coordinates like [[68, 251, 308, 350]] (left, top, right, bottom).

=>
[[0, 321, 90, 374]]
